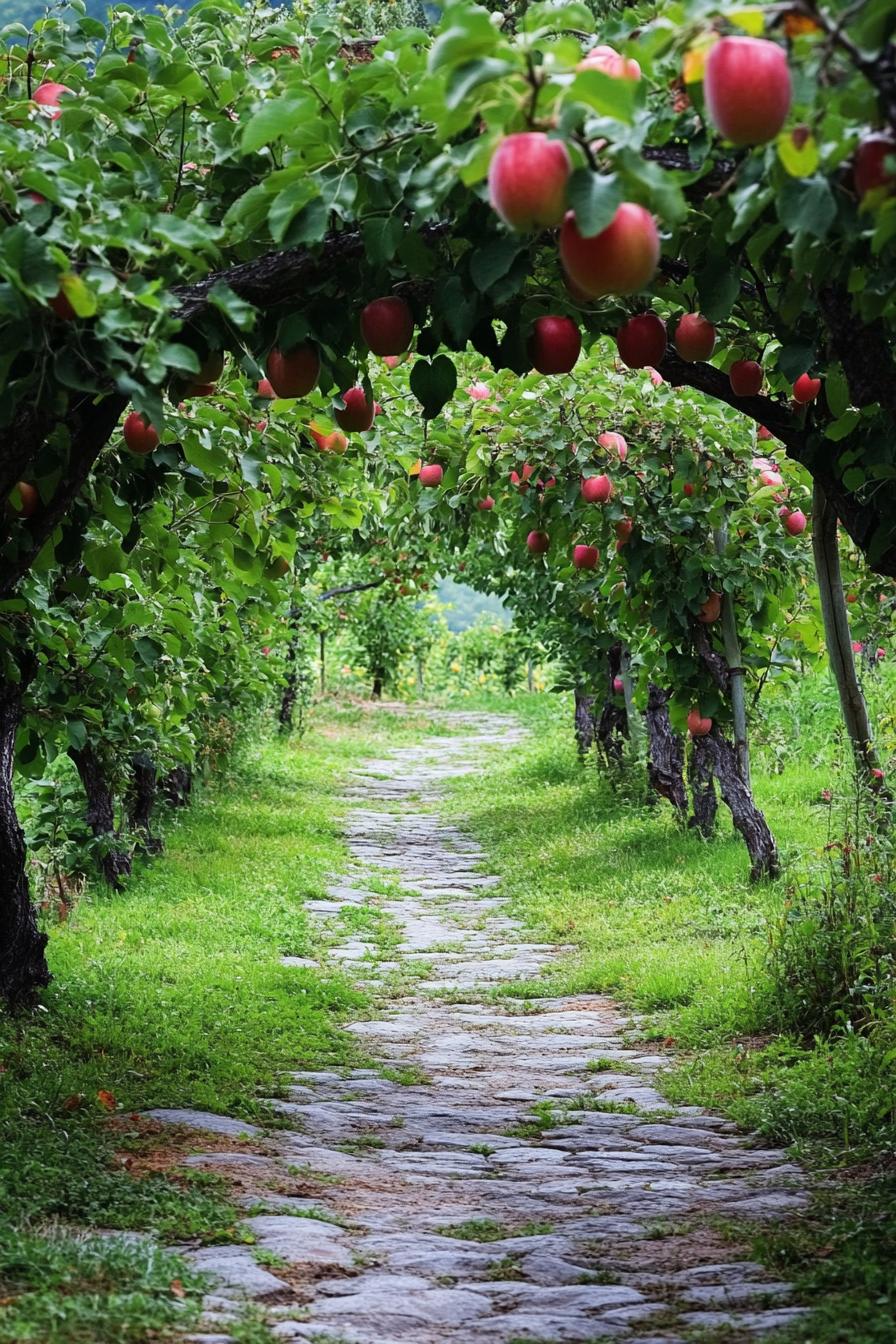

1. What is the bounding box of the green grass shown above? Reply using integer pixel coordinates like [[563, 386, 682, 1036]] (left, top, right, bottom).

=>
[[0, 701, 437, 1344], [448, 685, 896, 1344]]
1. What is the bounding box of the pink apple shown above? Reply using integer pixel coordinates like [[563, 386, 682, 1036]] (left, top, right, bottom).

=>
[[783, 508, 807, 535], [467, 381, 491, 400], [257, 378, 275, 398], [478, 496, 495, 511], [33, 81, 73, 120], [793, 373, 821, 404], [581, 474, 613, 503], [729, 359, 763, 397], [674, 312, 716, 362], [265, 344, 320, 398], [598, 431, 628, 461], [419, 463, 443, 487], [334, 386, 375, 432], [122, 412, 158, 455], [528, 315, 581, 374], [852, 641, 863, 653], [759, 469, 784, 488], [687, 708, 713, 737], [616, 313, 667, 368], [361, 296, 414, 356], [757, 425, 775, 441], [612, 675, 625, 694], [488, 132, 571, 231], [578, 44, 641, 80], [854, 133, 896, 199], [559, 204, 660, 298], [698, 592, 722, 624], [615, 517, 633, 545], [704, 37, 792, 145], [572, 544, 599, 570]]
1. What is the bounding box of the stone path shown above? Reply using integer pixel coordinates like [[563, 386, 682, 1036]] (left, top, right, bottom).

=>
[[158, 713, 810, 1343]]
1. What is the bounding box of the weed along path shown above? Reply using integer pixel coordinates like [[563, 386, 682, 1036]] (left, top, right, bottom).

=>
[[163, 714, 810, 1344]]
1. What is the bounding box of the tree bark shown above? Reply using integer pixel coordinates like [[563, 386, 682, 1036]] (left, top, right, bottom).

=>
[[371, 673, 383, 700], [161, 764, 192, 808], [714, 521, 750, 786], [279, 618, 301, 733], [703, 727, 780, 881], [595, 645, 627, 767], [69, 742, 132, 889], [0, 661, 50, 1008], [645, 685, 687, 817], [127, 752, 162, 855], [688, 733, 718, 838], [573, 687, 597, 760], [811, 480, 879, 772]]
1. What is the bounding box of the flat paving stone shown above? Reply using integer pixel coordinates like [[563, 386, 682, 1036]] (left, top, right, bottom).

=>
[[170, 715, 812, 1343]]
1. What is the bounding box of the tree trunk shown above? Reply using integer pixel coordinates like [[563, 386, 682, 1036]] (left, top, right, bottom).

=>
[[69, 743, 132, 889], [714, 520, 750, 786], [0, 663, 50, 1008], [527, 658, 534, 693], [812, 481, 879, 772], [319, 630, 326, 696], [688, 734, 718, 838], [371, 673, 383, 700], [573, 687, 597, 760], [280, 627, 300, 732], [703, 727, 781, 881], [595, 645, 627, 766], [161, 764, 192, 808], [619, 648, 644, 757], [645, 685, 687, 817], [127, 753, 162, 855]]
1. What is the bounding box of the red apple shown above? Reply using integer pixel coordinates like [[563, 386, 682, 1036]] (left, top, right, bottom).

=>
[[616, 517, 633, 544], [527, 530, 550, 555], [528, 315, 581, 374], [122, 412, 158, 455], [257, 378, 275, 398], [783, 508, 807, 535], [559, 204, 660, 298], [758, 425, 774, 440], [8, 481, 38, 517], [265, 344, 320, 398], [759, 468, 784, 488], [478, 496, 495, 511], [793, 373, 821, 404], [510, 464, 534, 493], [581, 474, 613, 503], [854, 133, 896, 199], [361, 296, 414, 356], [309, 424, 349, 454], [334, 386, 375, 432], [488, 132, 571, 231], [704, 37, 792, 146], [578, 44, 640, 80], [598, 430, 628, 461], [49, 290, 76, 321], [573, 544, 599, 570], [419, 463, 443, 487], [674, 313, 716, 362], [729, 359, 763, 397], [613, 675, 625, 694], [616, 313, 667, 368], [183, 382, 216, 397], [698, 591, 722, 623], [33, 81, 73, 120], [687, 708, 713, 737], [846, 592, 858, 604]]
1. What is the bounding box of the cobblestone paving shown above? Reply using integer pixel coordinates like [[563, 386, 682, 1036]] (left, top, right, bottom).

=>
[[157, 714, 810, 1343]]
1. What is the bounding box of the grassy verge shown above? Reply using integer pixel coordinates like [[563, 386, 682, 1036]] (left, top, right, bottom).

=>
[[449, 689, 895, 1344], [0, 701, 437, 1344]]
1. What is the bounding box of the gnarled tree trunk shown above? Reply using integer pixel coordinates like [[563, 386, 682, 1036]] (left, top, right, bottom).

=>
[[703, 728, 780, 881], [573, 687, 597, 760], [595, 645, 627, 767], [645, 685, 687, 817], [0, 663, 50, 1007], [688, 734, 718, 838], [280, 623, 301, 732], [161, 764, 192, 808], [812, 481, 879, 773], [127, 752, 162, 855], [69, 742, 131, 889]]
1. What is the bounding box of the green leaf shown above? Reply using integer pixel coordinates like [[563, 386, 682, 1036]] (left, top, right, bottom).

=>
[[826, 365, 850, 419], [208, 282, 257, 331], [410, 354, 457, 420], [445, 58, 516, 110], [566, 69, 636, 123], [470, 237, 521, 292], [362, 216, 404, 264], [566, 170, 621, 238], [695, 255, 741, 322], [241, 98, 307, 154], [825, 409, 861, 441], [777, 176, 836, 239], [777, 129, 820, 178], [429, 15, 502, 74]]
